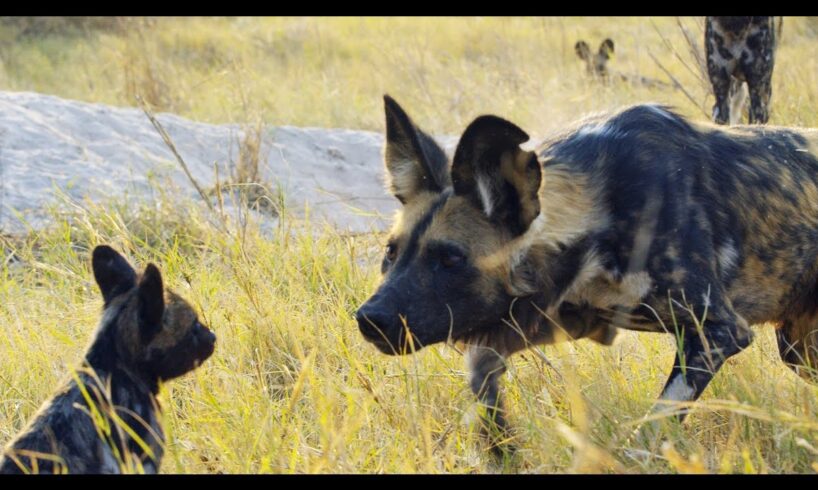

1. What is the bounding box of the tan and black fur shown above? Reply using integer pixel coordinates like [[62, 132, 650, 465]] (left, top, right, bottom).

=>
[[357, 96, 818, 454], [706, 16, 781, 125], [575, 38, 673, 91], [576, 39, 616, 80], [0, 246, 216, 474]]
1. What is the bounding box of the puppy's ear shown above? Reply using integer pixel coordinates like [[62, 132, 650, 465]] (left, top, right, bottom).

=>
[[137, 264, 165, 340], [575, 40, 591, 60], [92, 246, 137, 305], [599, 39, 614, 58]]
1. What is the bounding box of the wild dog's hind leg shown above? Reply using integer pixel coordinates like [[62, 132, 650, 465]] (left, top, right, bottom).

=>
[[746, 74, 772, 124], [466, 345, 514, 456], [706, 18, 734, 125], [709, 70, 733, 125], [743, 21, 775, 124]]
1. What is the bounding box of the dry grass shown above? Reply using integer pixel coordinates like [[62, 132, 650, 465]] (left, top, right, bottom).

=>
[[2, 17, 816, 131], [2, 16, 818, 474]]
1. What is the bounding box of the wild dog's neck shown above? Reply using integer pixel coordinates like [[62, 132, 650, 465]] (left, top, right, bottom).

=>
[[477, 165, 601, 299], [536, 165, 602, 245], [81, 319, 164, 472], [84, 307, 161, 396], [518, 235, 595, 305]]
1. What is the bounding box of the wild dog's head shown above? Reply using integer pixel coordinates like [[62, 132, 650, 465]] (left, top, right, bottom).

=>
[[575, 39, 614, 78], [89, 246, 216, 384], [356, 96, 542, 355]]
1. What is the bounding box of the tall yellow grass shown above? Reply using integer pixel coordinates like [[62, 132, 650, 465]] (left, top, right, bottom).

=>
[[2, 17, 818, 473]]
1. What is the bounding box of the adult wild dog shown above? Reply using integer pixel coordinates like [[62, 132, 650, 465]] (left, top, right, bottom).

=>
[[706, 16, 781, 125], [357, 96, 818, 451], [0, 246, 216, 474]]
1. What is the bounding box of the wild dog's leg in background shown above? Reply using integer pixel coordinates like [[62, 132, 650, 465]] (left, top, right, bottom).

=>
[[746, 72, 773, 124], [706, 19, 732, 125], [708, 68, 733, 125], [745, 19, 776, 124], [466, 345, 514, 456]]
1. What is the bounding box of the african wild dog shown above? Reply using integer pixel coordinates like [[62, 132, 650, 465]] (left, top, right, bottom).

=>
[[706, 16, 781, 125], [575, 38, 673, 91], [575, 39, 615, 80], [357, 95, 818, 453], [0, 246, 216, 474]]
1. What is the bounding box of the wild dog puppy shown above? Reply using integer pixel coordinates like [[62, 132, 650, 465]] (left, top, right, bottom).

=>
[[706, 16, 780, 125], [575, 38, 673, 91], [575, 39, 616, 80], [357, 96, 818, 454], [0, 246, 216, 474]]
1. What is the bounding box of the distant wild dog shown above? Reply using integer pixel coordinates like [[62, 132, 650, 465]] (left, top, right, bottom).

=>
[[357, 96, 818, 453], [706, 16, 781, 125], [0, 246, 216, 474], [575, 38, 673, 90], [575, 39, 616, 79]]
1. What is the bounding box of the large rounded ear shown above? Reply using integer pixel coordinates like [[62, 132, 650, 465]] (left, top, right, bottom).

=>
[[575, 40, 591, 61], [599, 39, 614, 58], [383, 95, 450, 205], [92, 245, 137, 305], [137, 263, 165, 340], [450, 115, 542, 236]]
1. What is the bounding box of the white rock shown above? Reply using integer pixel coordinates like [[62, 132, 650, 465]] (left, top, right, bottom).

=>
[[0, 91, 456, 233]]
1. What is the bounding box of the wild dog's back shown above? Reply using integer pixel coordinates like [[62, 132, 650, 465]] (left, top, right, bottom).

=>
[[538, 104, 818, 326], [0, 370, 160, 474]]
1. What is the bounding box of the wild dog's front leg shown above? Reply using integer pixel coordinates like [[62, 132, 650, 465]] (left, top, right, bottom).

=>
[[657, 315, 753, 416], [630, 314, 754, 457], [463, 304, 618, 457], [466, 345, 513, 456]]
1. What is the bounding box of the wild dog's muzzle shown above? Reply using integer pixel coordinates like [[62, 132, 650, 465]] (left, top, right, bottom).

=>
[[193, 322, 217, 362], [356, 289, 421, 355]]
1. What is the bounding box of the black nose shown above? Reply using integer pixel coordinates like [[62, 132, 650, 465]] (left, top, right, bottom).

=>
[[196, 324, 217, 346], [356, 305, 388, 341]]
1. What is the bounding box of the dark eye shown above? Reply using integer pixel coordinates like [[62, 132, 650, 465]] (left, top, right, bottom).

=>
[[440, 249, 464, 268], [385, 243, 398, 262]]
